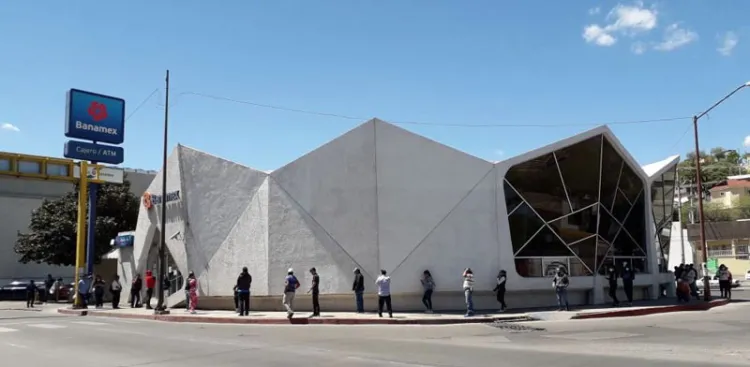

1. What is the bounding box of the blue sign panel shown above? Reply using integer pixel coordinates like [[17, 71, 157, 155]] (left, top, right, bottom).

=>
[[64, 140, 124, 165], [114, 234, 134, 247], [65, 89, 125, 145]]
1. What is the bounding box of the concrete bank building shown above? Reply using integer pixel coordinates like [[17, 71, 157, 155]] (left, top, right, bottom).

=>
[[117, 118, 685, 311]]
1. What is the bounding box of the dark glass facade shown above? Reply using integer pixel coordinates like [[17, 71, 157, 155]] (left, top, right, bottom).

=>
[[650, 164, 677, 272], [506, 135, 648, 277]]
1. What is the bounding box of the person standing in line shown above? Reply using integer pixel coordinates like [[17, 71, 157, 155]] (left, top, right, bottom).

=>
[[110, 275, 122, 309], [606, 267, 619, 307], [621, 262, 635, 306], [352, 268, 365, 313], [130, 274, 142, 308], [462, 268, 475, 317], [375, 269, 392, 318], [51, 277, 63, 303], [420, 270, 435, 313], [494, 270, 508, 312], [552, 268, 570, 311], [188, 272, 198, 314], [43, 274, 54, 304], [308, 267, 320, 317], [26, 280, 36, 308], [144, 270, 156, 309], [717, 264, 732, 299], [233, 284, 239, 313], [92, 275, 106, 309], [236, 267, 252, 316], [283, 268, 300, 319], [685, 264, 699, 298], [78, 273, 93, 309], [184, 271, 194, 311]]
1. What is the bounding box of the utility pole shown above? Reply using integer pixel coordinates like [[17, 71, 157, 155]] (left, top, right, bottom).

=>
[[677, 168, 686, 265], [155, 70, 170, 314]]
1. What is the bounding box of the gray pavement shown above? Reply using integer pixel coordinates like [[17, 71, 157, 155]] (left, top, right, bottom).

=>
[[0, 292, 748, 366]]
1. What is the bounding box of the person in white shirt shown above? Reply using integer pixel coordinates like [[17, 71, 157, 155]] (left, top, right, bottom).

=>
[[375, 269, 392, 318], [462, 268, 475, 317], [110, 275, 122, 309]]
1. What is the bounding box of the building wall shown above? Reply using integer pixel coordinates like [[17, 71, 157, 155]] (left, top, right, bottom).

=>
[[127, 120, 671, 310], [0, 168, 155, 282]]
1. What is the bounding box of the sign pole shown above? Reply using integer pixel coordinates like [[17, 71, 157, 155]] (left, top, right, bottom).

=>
[[73, 161, 89, 309], [155, 69, 170, 314], [85, 163, 99, 275]]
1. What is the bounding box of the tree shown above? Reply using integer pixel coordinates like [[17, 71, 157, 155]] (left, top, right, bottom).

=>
[[14, 179, 140, 266], [677, 147, 748, 184]]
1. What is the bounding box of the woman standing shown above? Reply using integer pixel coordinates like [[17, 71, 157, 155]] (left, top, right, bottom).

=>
[[92, 275, 106, 309], [462, 268, 475, 317], [420, 270, 435, 313], [494, 270, 507, 312], [187, 272, 198, 314]]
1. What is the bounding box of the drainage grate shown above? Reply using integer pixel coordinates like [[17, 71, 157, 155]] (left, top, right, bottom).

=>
[[485, 321, 546, 332]]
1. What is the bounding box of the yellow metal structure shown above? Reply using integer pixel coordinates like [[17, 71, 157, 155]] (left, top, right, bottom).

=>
[[72, 161, 88, 308]]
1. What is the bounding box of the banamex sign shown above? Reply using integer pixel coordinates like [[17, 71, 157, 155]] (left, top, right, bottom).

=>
[[65, 89, 125, 145]]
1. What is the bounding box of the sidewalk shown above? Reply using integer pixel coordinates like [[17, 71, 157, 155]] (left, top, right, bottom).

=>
[[55, 298, 733, 325]]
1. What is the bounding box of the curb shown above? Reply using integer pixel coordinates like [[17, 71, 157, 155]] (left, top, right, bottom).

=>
[[0, 308, 42, 312], [56, 308, 533, 325], [571, 299, 731, 320]]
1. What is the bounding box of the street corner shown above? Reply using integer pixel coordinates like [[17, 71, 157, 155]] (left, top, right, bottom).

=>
[[571, 299, 732, 320]]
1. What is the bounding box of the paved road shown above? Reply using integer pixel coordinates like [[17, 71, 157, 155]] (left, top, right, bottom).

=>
[[0, 297, 748, 366]]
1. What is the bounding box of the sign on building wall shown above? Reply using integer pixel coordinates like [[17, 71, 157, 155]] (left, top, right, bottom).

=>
[[142, 190, 181, 209]]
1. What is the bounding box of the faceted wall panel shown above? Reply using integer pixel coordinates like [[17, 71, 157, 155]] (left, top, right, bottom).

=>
[[649, 162, 677, 272], [505, 135, 648, 277]]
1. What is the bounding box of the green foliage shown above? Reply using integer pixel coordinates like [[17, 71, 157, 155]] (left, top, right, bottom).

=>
[[680, 195, 750, 223], [14, 179, 139, 266], [677, 147, 749, 184]]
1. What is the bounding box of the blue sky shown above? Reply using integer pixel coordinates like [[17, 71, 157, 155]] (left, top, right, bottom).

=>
[[1, 1, 749, 172]]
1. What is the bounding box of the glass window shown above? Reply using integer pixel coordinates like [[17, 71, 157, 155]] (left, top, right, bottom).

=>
[[508, 203, 544, 254], [613, 229, 646, 256], [548, 204, 597, 244], [515, 258, 543, 277], [600, 139, 623, 211], [516, 225, 575, 257], [624, 192, 647, 253], [567, 236, 597, 273], [542, 257, 569, 277], [555, 136, 601, 211], [504, 180, 523, 214], [46, 163, 69, 177], [0, 158, 10, 172], [598, 206, 621, 243], [505, 153, 571, 222], [17, 160, 41, 174], [569, 257, 593, 276], [611, 190, 631, 222]]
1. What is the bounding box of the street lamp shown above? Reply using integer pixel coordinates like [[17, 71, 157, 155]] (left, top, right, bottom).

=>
[[155, 70, 170, 315], [693, 81, 749, 301]]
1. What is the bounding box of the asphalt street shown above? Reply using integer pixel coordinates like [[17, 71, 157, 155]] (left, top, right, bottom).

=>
[[0, 291, 748, 366]]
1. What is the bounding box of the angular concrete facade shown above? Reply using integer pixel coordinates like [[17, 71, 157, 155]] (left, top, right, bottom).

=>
[[120, 119, 677, 311]]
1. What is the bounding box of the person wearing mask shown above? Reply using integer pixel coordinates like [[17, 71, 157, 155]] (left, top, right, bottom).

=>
[[43, 274, 54, 304], [78, 273, 92, 309], [144, 270, 156, 309], [493, 270, 508, 312], [606, 266, 619, 307], [375, 269, 392, 318], [110, 275, 122, 309], [184, 271, 193, 311], [308, 267, 320, 317], [26, 280, 36, 308], [685, 264, 699, 298], [621, 262, 635, 306], [462, 268, 475, 317], [352, 268, 365, 313], [282, 268, 300, 319], [420, 270, 435, 313], [51, 277, 62, 303], [187, 272, 198, 314], [92, 275, 106, 309], [130, 274, 142, 308], [236, 267, 252, 316], [552, 268, 570, 311], [717, 264, 732, 299]]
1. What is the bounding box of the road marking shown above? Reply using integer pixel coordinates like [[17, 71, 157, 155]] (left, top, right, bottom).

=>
[[346, 356, 436, 366], [0, 327, 18, 333], [542, 331, 641, 341], [71, 321, 110, 326], [27, 324, 66, 329]]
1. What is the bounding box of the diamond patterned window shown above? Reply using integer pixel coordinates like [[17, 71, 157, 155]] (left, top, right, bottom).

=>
[[505, 135, 648, 277], [651, 164, 677, 273]]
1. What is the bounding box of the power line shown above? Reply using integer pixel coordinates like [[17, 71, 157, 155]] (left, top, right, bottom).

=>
[[179, 91, 693, 128], [125, 88, 160, 121]]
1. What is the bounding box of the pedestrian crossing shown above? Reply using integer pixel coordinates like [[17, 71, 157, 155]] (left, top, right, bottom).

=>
[[0, 319, 144, 334]]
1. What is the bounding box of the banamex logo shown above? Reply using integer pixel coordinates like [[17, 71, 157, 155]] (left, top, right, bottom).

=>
[[87, 101, 108, 122]]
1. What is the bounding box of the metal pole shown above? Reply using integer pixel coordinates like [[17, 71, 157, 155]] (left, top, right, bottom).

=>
[[693, 115, 711, 301], [73, 161, 89, 309], [86, 163, 99, 275], [155, 70, 170, 314], [677, 169, 686, 264]]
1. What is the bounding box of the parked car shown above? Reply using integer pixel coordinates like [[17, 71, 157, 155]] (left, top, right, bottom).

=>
[[708, 275, 741, 288], [0, 280, 44, 301], [745, 270, 750, 281]]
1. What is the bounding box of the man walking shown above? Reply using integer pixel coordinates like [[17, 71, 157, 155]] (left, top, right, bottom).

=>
[[375, 269, 392, 318], [352, 268, 365, 313], [236, 267, 252, 316], [308, 267, 320, 317], [78, 273, 92, 309], [283, 268, 300, 319]]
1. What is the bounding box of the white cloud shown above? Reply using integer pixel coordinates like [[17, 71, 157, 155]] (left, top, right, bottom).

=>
[[653, 23, 698, 51], [717, 31, 739, 56], [494, 149, 505, 157], [588, 7, 601, 15], [583, 2, 658, 47], [583, 25, 617, 46], [1, 123, 20, 132], [631, 42, 647, 54], [744, 135, 750, 148]]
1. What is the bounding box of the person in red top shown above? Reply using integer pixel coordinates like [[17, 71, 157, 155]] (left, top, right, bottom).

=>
[[144, 270, 156, 310]]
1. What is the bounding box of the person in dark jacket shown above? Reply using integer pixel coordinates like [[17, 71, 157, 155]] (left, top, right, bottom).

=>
[[621, 262, 635, 305], [92, 275, 106, 309], [26, 280, 36, 308], [131, 274, 142, 308], [606, 267, 619, 307], [184, 271, 193, 311], [308, 267, 320, 317], [352, 268, 365, 313], [493, 270, 507, 311], [236, 267, 252, 316], [43, 274, 54, 304]]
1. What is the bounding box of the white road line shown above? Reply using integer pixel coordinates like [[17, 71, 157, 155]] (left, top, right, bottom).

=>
[[0, 327, 18, 333], [27, 324, 66, 329], [71, 321, 110, 326], [346, 356, 436, 367]]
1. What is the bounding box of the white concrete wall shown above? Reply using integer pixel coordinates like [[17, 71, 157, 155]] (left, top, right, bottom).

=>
[[126, 120, 668, 310]]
